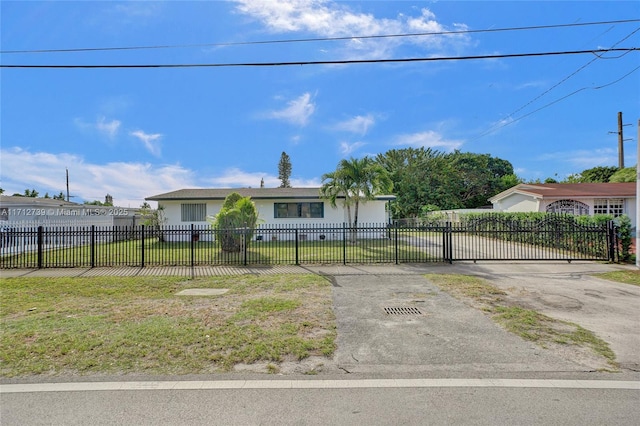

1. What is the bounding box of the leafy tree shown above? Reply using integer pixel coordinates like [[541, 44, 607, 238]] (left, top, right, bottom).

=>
[[321, 157, 392, 242], [52, 192, 65, 200], [375, 148, 515, 217], [580, 166, 619, 183], [609, 166, 636, 182], [278, 151, 292, 188], [0, 188, 4, 195], [23, 189, 39, 197], [448, 151, 515, 208], [375, 147, 448, 217], [210, 193, 259, 252]]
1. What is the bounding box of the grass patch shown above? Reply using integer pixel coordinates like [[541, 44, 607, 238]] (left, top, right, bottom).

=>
[[425, 273, 617, 368], [0, 274, 336, 377], [593, 270, 640, 286]]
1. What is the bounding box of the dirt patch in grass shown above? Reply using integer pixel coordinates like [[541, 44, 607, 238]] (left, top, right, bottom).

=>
[[0, 275, 336, 377], [425, 273, 617, 371]]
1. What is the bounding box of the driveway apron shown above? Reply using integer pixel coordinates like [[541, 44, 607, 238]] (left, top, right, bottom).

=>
[[331, 273, 588, 374]]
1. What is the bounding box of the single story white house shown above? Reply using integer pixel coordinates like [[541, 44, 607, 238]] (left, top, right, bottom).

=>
[[489, 182, 637, 228], [146, 187, 395, 230]]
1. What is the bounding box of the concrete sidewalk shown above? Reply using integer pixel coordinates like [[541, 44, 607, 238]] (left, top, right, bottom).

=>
[[0, 261, 633, 278]]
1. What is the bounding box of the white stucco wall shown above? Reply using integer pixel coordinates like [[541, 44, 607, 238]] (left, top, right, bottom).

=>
[[492, 193, 540, 212], [158, 198, 391, 241]]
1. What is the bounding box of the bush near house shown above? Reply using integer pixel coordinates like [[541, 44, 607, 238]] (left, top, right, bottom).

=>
[[209, 193, 259, 252]]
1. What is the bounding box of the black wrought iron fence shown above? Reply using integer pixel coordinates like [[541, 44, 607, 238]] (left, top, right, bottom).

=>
[[0, 219, 617, 269]]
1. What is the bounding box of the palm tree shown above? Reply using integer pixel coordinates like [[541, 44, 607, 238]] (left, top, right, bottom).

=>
[[320, 157, 392, 242]]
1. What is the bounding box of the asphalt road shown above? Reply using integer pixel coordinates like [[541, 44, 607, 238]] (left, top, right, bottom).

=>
[[2, 380, 639, 425]]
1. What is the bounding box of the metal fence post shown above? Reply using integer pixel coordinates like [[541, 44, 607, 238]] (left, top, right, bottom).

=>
[[90, 225, 95, 268], [295, 228, 299, 265], [243, 229, 248, 266], [444, 222, 453, 264], [342, 222, 347, 265], [394, 223, 399, 265], [37, 226, 43, 269], [141, 225, 145, 268], [190, 223, 195, 268], [608, 221, 617, 262]]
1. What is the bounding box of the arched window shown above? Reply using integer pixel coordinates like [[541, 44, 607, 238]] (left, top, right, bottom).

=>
[[545, 200, 589, 215]]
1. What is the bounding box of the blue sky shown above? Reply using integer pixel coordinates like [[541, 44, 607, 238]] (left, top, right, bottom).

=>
[[2, 1, 639, 208]]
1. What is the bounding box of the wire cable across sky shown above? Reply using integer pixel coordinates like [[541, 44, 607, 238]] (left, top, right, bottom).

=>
[[2, 47, 638, 68], [2, 18, 639, 55]]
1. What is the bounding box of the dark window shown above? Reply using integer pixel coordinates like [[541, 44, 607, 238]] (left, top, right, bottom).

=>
[[181, 203, 206, 221], [274, 202, 324, 218]]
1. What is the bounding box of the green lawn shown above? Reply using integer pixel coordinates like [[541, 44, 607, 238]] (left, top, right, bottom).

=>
[[0, 274, 336, 377]]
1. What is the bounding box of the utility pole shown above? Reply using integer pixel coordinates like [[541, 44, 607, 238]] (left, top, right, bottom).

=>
[[66, 168, 70, 202], [618, 112, 624, 169], [610, 112, 632, 169]]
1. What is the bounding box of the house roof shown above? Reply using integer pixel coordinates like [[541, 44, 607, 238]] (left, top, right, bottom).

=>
[[489, 182, 637, 203], [146, 187, 396, 201], [0, 195, 81, 207]]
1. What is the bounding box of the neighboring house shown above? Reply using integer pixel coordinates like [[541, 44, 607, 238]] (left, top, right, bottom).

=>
[[0, 195, 138, 227], [489, 182, 637, 228], [146, 187, 395, 235]]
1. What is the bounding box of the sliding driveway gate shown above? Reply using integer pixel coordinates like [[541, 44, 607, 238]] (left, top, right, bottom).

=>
[[0, 219, 618, 269]]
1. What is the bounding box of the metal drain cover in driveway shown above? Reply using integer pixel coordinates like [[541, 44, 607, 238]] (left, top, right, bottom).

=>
[[383, 306, 422, 315]]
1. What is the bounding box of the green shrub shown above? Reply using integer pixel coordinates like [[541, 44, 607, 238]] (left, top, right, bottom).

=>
[[614, 214, 632, 262], [210, 193, 260, 252]]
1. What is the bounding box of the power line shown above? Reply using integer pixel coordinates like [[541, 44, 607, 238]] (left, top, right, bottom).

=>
[[472, 26, 640, 139], [2, 47, 637, 69], [470, 64, 640, 141], [2, 18, 639, 55]]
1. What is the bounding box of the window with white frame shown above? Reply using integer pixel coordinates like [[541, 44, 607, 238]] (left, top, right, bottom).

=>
[[181, 203, 206, 221], [594, 199, 624, 217]]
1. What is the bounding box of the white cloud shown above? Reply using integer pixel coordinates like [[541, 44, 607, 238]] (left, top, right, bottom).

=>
[[130, 130, 162, 157], [96, 116, 121, 138], [266, 92, 315, 126], [234, 1, 472, 58], [395, 130, 463, 151], [75, 116, 121, 139], [0, 148, 194, 207], [340, 141, 366, 156], [335, 114, 375, 135], [0, 148, 324, 208], [536, 148, 618, 169]]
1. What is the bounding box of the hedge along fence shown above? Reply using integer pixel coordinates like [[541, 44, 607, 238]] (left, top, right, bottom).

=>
[[457, 212, 619, 260]]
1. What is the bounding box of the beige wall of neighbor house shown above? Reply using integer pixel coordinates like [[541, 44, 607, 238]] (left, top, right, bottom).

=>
[[492, 193, 540, 212]]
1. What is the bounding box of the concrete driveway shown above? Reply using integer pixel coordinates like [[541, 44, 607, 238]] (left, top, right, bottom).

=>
[[440, 262, 640, 371], [306, 262, 639, 374]]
